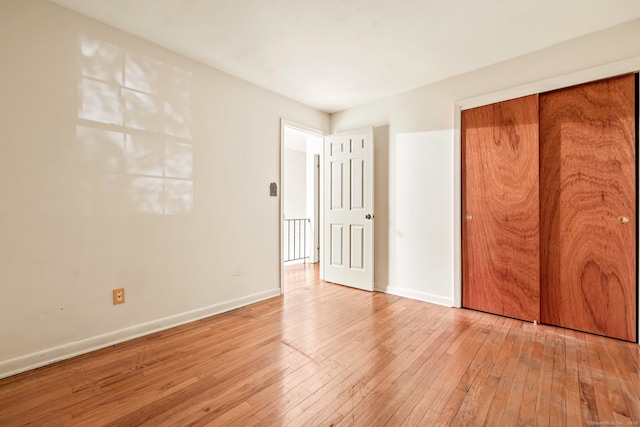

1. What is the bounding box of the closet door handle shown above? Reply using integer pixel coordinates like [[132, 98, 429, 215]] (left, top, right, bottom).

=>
[[465, 214, 473, 220], [618, 216, 630, 224]]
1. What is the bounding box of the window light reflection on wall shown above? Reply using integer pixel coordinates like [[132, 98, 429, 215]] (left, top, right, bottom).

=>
[[76, 34, 194, 215]]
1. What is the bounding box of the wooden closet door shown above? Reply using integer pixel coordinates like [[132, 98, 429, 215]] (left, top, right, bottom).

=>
[[462, 95, 540, 321], [540, 74, 637, 342]]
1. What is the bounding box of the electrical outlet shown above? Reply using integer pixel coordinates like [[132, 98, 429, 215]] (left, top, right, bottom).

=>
[[113, 288, 125, 305]]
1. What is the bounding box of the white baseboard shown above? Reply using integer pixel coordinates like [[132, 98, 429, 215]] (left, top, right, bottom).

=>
[[375, 284, 454, 307], [0, 288, 281, 380]]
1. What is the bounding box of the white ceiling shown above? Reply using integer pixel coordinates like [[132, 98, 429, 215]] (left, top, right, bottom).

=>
[[50, 0, 640, 113]]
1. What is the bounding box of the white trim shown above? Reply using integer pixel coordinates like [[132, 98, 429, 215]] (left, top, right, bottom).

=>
[[457, 55, 640, 110], [0, 288, 280, 380], [280, 119, 285, 294], [453, 104, 463, 308], [377, 285, 453, 307], [281, 119, 326, 137]]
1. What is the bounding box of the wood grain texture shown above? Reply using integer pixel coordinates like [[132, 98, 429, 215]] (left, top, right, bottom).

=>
[[0, 264, 639, 426], [540, 74, 637, 342], [462, 94, 540, 321]]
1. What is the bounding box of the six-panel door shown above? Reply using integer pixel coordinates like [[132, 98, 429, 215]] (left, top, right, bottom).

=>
[[323, 129, 374, 291]]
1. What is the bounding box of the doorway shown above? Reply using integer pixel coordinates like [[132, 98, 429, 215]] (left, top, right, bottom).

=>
[[281, 122, 324, 292]]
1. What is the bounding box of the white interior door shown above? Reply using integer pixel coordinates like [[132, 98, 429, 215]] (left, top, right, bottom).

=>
[[323, 127, 374, 291]]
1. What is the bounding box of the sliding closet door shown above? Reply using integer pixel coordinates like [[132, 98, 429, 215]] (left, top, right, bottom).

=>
[[540, 74, 637, 342], [462, 95, 540, 321]]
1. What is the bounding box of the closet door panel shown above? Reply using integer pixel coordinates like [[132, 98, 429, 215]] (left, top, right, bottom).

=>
[[462, 95, 540, 321], [540, 74, 636, 342]]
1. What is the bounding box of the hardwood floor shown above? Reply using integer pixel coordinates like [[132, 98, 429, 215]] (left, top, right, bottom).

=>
[[1, 263, 639, 426]]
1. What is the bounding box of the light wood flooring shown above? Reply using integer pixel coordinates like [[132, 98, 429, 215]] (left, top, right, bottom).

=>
[[1, 263, 639, 426]]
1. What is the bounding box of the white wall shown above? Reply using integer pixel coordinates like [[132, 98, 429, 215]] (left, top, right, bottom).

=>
[[305, 136, 322, 262], [391, 131, 454, 305], [331, 18, 640, 314], [283, 147, 308, 263], [284, 148, 307, 219], [0, 0, 329, 377]]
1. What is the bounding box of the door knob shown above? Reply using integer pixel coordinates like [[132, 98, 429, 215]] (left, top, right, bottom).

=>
[[365, 214, 373, 220], [465, 214, 473, 220], [618, 216, 630, 224]]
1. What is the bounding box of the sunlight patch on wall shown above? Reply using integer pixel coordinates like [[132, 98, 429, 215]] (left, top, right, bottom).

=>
[[76, 34, 193, 215]]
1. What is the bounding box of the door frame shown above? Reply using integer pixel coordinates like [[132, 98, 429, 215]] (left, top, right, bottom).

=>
[[279, 119, 326, 294], [453, 56, 640, 343]]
